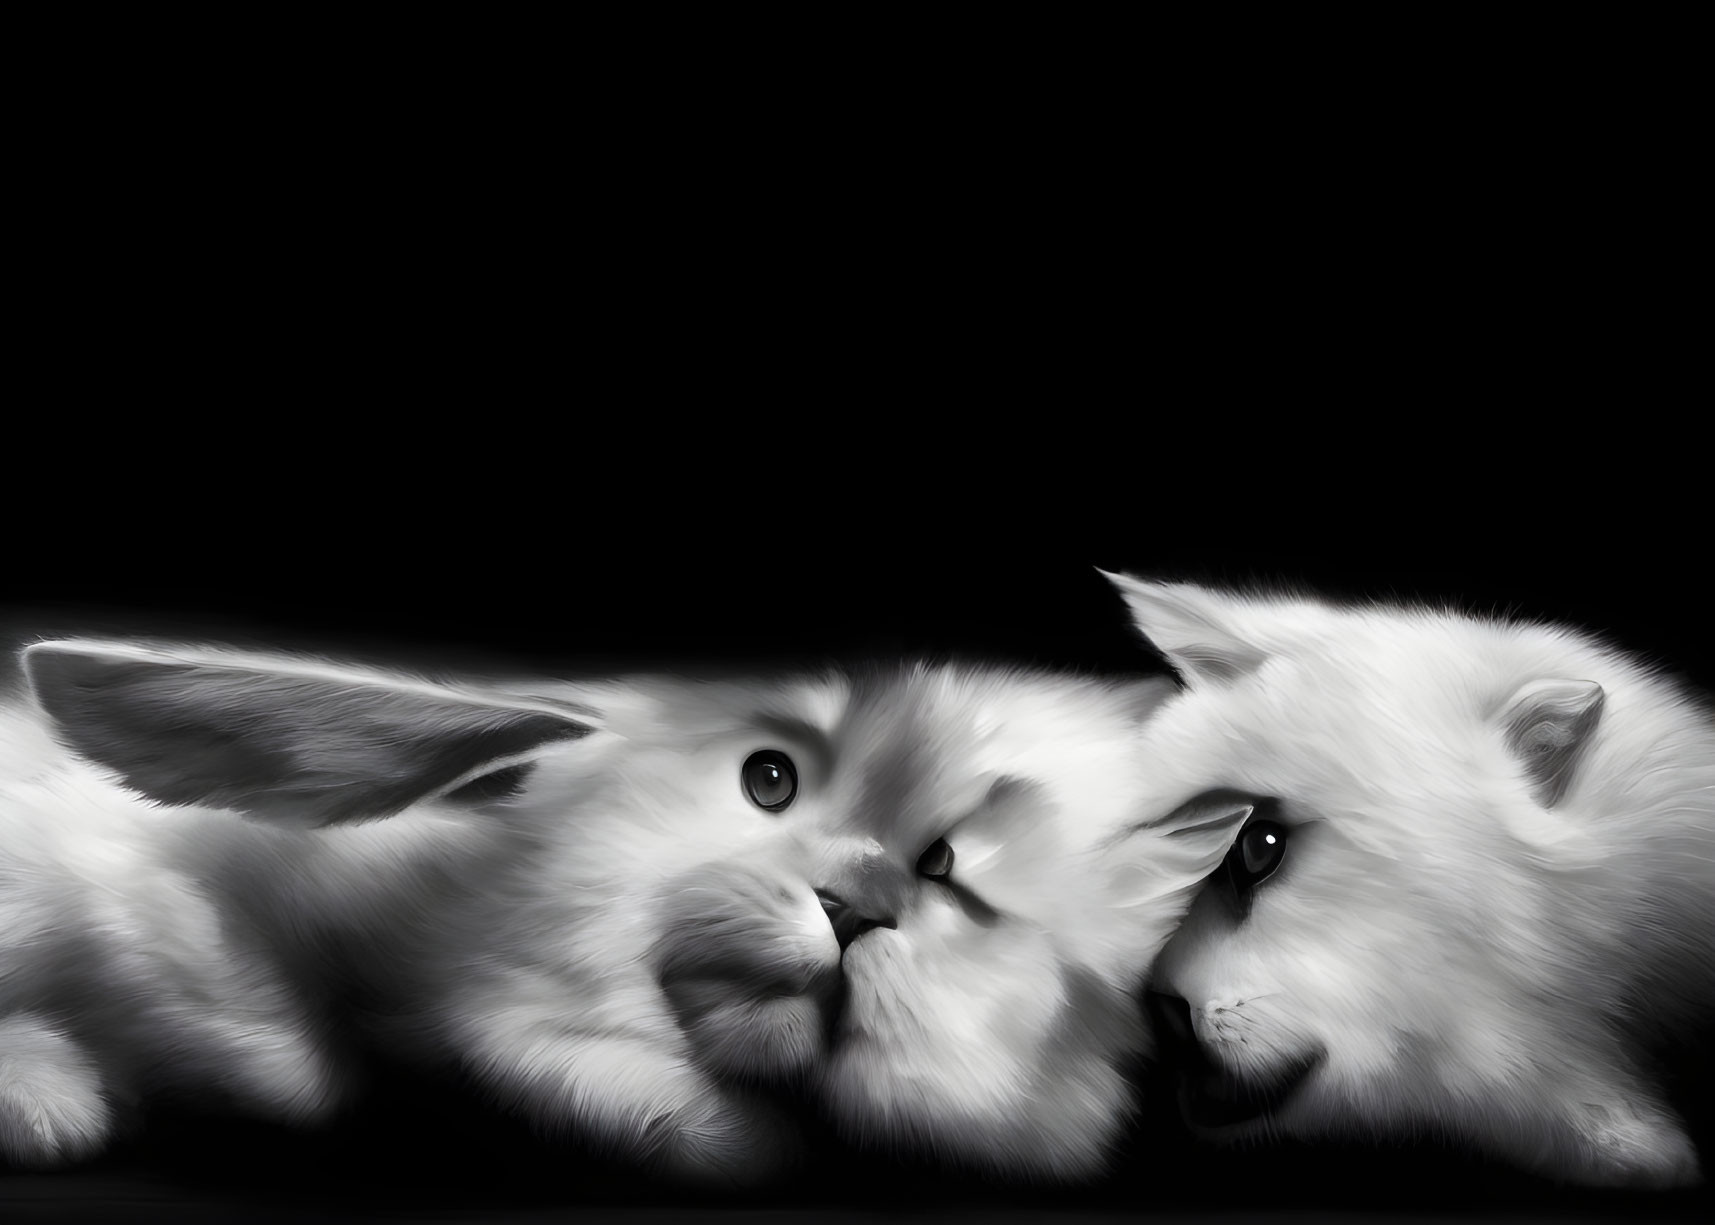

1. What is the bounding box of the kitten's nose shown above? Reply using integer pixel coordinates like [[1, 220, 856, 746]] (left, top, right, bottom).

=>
[[816, 890, 896, 950], [1145, 990, 1206, 1064]]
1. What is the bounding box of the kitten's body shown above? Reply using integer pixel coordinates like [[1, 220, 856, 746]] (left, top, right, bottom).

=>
[[3, 645, 1242, 1180], [1107, 575, 1715, 1188], [0, 691, 493, 1165]]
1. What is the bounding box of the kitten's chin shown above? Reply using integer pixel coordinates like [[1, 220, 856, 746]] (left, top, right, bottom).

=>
[[1174, 1047, 1325, 1138], [817, 1043, 1121, 1183]]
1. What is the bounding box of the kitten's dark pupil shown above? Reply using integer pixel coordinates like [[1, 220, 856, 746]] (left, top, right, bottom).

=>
[[1237, 820, 1286, 881], [741, 750, 798, 811], [917, 837, 954, 878]]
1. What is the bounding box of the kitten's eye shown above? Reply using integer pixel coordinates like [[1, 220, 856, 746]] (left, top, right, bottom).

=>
[[917, 837, 954, 878], [1226, 818, 1287, 891], [741, 750, 798, 812]]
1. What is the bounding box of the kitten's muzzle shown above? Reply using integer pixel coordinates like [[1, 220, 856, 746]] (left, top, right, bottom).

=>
[[816, 890, 896, 950], [1145, 990, 1323, 1131]]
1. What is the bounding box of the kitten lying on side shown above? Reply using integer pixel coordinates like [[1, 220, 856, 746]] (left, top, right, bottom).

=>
[[1105, 573, 1715, 1188], [4, 638, 1246, 1182]]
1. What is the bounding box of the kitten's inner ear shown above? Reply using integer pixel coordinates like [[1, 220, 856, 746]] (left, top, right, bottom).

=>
[[1098, 571, 1267, 687], [1496, 677, 1605, 809], [23, 641, 597, 827], [1120, 674, 1181, 724]]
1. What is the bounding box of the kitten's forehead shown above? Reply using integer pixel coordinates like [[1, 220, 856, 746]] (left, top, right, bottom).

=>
[[788, 667, 971, 831], [539, 665, 1142, 815], [747, 663, 1052, 740], [1135, 611, 1637, 830], [749, 672, 854, 734], [823, 664, 1149, 840]]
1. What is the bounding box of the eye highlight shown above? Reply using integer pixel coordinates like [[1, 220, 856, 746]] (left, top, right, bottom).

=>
[[1225, 817, 1287, 892], [740, 750, 798, 812], [917, 837, 954, 878]]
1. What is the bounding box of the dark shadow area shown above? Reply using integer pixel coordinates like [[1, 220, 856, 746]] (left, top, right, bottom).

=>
[[3, 1053, 1710, 1225]]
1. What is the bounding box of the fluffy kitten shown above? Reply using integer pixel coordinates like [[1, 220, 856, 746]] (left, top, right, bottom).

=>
[[1106, 573, 1715, 1188], [5, 639, 1245, 1182]]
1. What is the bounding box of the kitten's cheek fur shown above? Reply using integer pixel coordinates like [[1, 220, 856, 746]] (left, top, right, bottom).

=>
[[653, 864, 842, 1082], [823, 927, 906, 1043], [821, 927, 1130, 1181]]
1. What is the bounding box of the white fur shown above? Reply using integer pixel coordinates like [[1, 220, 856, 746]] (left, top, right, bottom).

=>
[[0, 701, 346, 1164], [2, 642, 1243, 1182], [1108, 575, 1715, 1188]]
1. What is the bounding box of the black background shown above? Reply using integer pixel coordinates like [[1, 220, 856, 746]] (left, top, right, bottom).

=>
[[4, 16, 1709, 1225]]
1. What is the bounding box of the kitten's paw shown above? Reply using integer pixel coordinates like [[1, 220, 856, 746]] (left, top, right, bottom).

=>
[[214, 1017, 345, 1126], [0, 1016, 115, 1168], [1562, 1098, 1703, 1189], [642, 1088, 799, 1188], [471, 1018, 800, 1186]]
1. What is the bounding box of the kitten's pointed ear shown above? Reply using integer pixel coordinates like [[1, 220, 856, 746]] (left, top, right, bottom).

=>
[[23, 640, 597, 827], [1097, 795, 1260, 973], [1097, 571, 1267, 687], [1495, 677, 1605, 809]]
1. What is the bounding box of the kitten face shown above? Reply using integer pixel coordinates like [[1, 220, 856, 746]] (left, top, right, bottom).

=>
[[1107, 575, 1713, 1188], [480, 664, 1224, 1177]]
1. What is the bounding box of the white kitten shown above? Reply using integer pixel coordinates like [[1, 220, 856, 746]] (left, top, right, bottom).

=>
[[5, 639, 1245, 1182], [1106, 573, 1715, 1188]]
